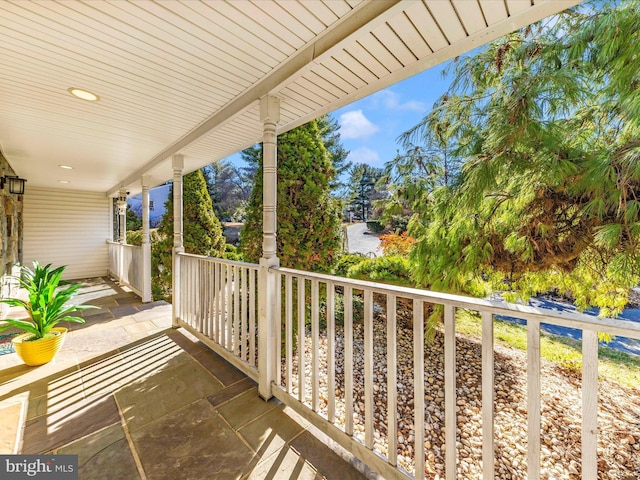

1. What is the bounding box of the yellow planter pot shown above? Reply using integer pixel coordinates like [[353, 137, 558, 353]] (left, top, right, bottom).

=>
[[12, 327, 68, 366]]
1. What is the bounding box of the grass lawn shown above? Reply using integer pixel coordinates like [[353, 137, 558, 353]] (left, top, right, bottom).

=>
[[455, 309, 640, 390]]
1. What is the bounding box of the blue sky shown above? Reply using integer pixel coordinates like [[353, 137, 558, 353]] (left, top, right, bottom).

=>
[[332, 62, 453, 169], [226, 61, 454, 170]]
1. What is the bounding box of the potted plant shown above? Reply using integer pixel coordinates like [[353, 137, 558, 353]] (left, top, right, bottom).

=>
[[0, 261, 95, 366]]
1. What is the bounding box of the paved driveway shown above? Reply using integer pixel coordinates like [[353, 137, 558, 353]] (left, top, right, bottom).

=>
[[346, 223, 381, 257]]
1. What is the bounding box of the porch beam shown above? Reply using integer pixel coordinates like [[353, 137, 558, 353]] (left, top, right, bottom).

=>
[[141, 176, 152, 303], [172, 154, 184, 328], [258, 95, 280, 401], [106, 0, 403, 197]]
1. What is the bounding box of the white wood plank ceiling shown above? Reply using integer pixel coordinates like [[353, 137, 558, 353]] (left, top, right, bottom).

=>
[[0, 0, 580, 196]]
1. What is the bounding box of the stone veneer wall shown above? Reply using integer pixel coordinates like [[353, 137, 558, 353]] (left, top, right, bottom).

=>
[[0, 150, 23, 319]]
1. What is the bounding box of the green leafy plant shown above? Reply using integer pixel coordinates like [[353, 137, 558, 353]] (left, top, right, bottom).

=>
[[347, 255, 414, 287], [0, 262, 95, 340]]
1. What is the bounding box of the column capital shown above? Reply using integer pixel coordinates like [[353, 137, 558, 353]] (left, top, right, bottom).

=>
[[141, 175, 152, 187], [172, 154, 184, 171], [260, 95, 281, 125]]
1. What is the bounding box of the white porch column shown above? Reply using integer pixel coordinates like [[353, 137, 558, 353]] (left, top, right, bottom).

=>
[[117, 188, 128, 244], [172, 154, 184, 328], [116, 189, 128, 282], [141, 176, 152, 303], [258, 95, 280, 400]]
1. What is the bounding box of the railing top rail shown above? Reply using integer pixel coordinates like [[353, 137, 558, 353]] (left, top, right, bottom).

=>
[[177, 252, 259, 269], [106, 240, 142, 250], [272, 266, 640, 339]]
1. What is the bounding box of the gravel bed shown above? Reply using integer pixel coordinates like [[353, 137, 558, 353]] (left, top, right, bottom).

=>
[[284, 316, 640, 479]]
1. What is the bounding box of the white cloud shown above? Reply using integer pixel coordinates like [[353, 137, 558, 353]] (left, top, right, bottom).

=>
[[347, 147, 381, 166], [371, 89, 426, 112], [339, 110, 379, 139]]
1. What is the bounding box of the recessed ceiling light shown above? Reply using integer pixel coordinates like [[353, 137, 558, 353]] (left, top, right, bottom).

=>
[[58, 165, 73, 170], [58, 180, 70, 184], [67, 87, 100, 102]]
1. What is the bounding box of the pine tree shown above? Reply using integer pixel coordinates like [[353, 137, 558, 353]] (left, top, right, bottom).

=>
[[402, 0, 640, 315], [240, 120, 342, 271], [151, 170, 226, 301]]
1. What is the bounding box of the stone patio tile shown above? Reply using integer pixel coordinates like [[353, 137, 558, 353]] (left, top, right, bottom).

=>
[[26, 383, 85, 420], [288, 431, 367, 480], [193, 349, 247, 386], [58, 424, 141, 480], [165, 329, 210, 357], [238, 406, 305, 459], [69, 315, 136, 332], [136, 301, 170, 312], [109, 305, 139, 317], [124, 321, 159, 335], [150, 316, 172, 329], [131, 306, 171, 324], [79, 337, 186, 399], [82, 308, 113, 318], [115, 356, 224, 432], [0, 363, 32, 385], [208, 377, 257, 407], [22, 394, 120, 454], [217, 388, 280, 430], [245, 446, 324, 480], [132, 399, 255, 480], [54, 328, 131, 364], [115, 296, 142, 306], [85, 298, 119, 308], [0, 402, 23, 454], [78, 351, 133, 398]]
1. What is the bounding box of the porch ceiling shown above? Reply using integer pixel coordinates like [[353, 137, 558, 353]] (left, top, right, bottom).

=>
[[0, 0, 580, 197]]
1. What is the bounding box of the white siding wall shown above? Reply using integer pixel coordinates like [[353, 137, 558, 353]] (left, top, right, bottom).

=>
[[23, 187, 110, 280]]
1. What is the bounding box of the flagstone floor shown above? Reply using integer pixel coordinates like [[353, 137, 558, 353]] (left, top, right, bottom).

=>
[[0, 278, 372, 479]]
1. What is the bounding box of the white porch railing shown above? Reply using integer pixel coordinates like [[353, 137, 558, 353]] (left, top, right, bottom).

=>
[[174, 255, 640, 480], [176, 253, 259, 381], [107, 241, 144, 297]]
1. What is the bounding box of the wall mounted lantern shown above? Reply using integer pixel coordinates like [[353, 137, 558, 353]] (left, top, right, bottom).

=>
[[0, 175, 26, 194]]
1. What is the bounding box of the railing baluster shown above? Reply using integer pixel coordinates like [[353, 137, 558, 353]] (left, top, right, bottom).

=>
[[327, 281, 336, 423], [234, 265, 240, 355], [276, 271, 282, 389], [444, 304, 456, 480], [311, 279, 320, 412], [205, 262, 215, 338], [195, 258, 200, 328], [222, 263, 228, 347], [241, 266, 247, 362], [527, 318, 541, 480], [187, 256, 192, 325], [414, 299, 425, 480], [582, 329, 598, 480], [364, 289, 374, 449], [344, 285, 354, 436], [213, 263, 220, 343], [482, 311, 494, 480], [226, 264, 233, 349], [298, 277, 306, 403], [249, 267, 256, 367], [286, 274, 293, 393], [387, 294, 397, 467]]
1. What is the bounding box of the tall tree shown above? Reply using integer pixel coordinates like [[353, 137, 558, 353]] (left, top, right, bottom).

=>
[[346, 163, 386, 220], [202, 160, 252, 221], [403, 0, 640, 314], [152, 170, 226, 301], [240, 120, 342, 271], [316, 115, 351, 195]]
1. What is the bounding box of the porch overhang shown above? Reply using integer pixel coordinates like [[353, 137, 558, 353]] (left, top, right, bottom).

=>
[[0, 0, 580, 197]]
